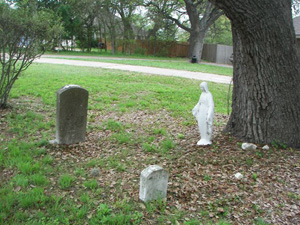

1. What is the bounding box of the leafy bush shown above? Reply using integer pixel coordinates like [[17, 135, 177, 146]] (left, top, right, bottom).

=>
[[0, 2, 62, 108]]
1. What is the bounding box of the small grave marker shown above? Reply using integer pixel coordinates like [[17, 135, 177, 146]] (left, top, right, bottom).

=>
[[139, 165, 169, 202]]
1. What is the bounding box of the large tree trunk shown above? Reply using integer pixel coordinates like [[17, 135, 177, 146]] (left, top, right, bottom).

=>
[[188, 30, 206, 62], [210, 0, 300, 147], [109, 28, 116, 55], [184, 0, 223, 62]]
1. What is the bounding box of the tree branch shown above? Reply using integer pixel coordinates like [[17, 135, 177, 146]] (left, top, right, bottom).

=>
[[167, 15, 192, 32]]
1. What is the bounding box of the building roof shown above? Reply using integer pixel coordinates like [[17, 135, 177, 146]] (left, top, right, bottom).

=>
[[293, 16, 300, 36]]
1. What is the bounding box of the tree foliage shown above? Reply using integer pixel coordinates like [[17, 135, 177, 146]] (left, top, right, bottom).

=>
[[204, 15, 232, 45], [292, 0, 300, 15], [3, 0, 230, 57], [0, 2, 62, 108]]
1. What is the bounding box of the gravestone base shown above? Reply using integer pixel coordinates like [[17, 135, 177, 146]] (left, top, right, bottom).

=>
[[49, 139, 58, 145]]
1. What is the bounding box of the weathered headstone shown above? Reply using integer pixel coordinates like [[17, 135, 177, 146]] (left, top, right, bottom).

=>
[[139, 165, 169, 202], [50, 85, 88, 145]]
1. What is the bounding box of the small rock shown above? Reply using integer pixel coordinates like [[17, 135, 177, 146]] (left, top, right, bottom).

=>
[[217, 207, 224, 213], [234, 172, 243, 180], [262, 145, 270, 150], [242, 143, 257, 150], [139, 203, 146, 210], [90, 168, 100, 177], [14, 186, 21, 192], [291, 205, 298, 210]]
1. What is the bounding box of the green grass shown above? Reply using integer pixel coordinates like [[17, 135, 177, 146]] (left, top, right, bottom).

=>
[[49, 56, 233, 76], [46, 49, 186, 60], [18, 187, 48, 209], [152, 128, 167, 135], [161, 138, 175, 152], [142, 142, 158, 153], [88, 203, 143, 224], [204, 174, 212, 181], [59, 174, 75, 189], [111, 132, 132, 144], [83, 179, 98, 190], [10, 63, 230, 117], [11, 174, 29, 187], [105, 120, 124, 132]]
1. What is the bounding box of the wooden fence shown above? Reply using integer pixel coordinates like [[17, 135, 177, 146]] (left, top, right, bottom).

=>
[[105, 39, 189, 57], [104, 39, 233, 64], [202, 44, 233, 64]]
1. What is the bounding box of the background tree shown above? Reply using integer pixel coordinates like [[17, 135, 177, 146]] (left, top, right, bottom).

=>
[[56, 1, 78, 50], [76, 0, 99, 52], [0, 2, 62, 108], [57, 0, 99, 52], [96, 0, 122, 55], [143, 1, 179, 55], [148, 0, 223, 62], [204, 15, 232, 45], [209, 0, 300, 147], [111, 0, 142, 54], [146, 1, 178, 39]]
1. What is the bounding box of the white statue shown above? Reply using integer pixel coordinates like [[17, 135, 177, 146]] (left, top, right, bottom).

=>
[[192, 82, 214, 145]]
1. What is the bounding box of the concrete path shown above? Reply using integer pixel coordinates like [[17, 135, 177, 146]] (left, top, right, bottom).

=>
[[35, 57, 232, 85]]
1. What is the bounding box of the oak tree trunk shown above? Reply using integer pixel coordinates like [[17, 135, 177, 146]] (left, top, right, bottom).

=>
[[210, 0, 300, 147], [188, 30, 206, 62], [167, 0, 222, 62]]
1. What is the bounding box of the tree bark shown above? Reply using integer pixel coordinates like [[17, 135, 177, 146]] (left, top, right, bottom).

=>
[[210, 0, 300, 147], [188, 29, 206, 61], [110, 32, 116, 55], [185, 0, 202, 60], [184, 0, 223, 62]]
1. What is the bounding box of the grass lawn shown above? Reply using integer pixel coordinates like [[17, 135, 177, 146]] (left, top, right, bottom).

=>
[[46, 51, 233, 76], [46, 49, 186, 60], [0, 64, 298, 225]]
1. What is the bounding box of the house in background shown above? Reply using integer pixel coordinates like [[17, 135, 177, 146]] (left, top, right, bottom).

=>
[[293, 16, 300, 52]]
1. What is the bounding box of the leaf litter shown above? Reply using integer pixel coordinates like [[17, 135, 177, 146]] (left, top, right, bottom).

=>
[[0, 98, 299, 224]]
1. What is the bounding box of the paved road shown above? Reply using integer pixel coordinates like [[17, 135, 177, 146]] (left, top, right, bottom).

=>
[[35, 57, 232, 85]]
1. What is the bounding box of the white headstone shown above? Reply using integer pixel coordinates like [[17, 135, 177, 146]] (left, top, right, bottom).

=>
[[139, 165, 169, 202], [50, 85, 88, 145], [192, 82, 215, 145]]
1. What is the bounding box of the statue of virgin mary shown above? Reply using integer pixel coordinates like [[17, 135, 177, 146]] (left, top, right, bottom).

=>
[[192, 82, 214, 145]]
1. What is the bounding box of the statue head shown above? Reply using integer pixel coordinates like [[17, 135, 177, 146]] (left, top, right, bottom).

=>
[[200, 82, 209, 93]]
